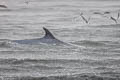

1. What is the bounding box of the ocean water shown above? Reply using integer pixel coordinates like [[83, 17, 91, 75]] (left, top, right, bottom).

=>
[[0, 0, 120, 80]]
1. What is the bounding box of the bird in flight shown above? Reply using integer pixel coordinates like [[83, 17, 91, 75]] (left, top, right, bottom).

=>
[[110, 16, 117, 24], [0, 5, 7, 8], [80, 12, 91, 24]]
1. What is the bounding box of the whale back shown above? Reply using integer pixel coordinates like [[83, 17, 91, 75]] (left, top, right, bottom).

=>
[[12, 27, 67, 45]]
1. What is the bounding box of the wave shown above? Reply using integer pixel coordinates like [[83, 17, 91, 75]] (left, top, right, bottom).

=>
[[0, 40, 14, 49], [72, 40, 107, 47], [0, 58, 120, 79], [73, 40, 120, 47], [0, 9, 12, 12], [0, 58, 120, 66], [0, 58, 81, 65], [1, 73, 120, 80]]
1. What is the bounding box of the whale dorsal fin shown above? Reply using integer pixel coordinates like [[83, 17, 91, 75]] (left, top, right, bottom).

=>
[[43, 27, 56, 39]]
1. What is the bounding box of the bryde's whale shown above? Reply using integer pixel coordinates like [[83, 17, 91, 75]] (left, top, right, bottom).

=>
[[13, 27, 67, 45]]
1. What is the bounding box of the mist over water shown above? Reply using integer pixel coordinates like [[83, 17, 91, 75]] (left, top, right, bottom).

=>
[[0, 0, 120, 80]]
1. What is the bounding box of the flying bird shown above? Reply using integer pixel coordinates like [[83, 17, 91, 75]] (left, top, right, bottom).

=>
[[117, 12, 120, 20], [110, 16, 117, 24], [80, 13, 91, 24], [0, 5, 7, 8], [93, 12, 108, 18], [93, 11, 111, 17], [104, 11, 110, 14]]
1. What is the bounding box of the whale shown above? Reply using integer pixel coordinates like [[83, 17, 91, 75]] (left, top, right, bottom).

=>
[[13, 27, 67, 45]]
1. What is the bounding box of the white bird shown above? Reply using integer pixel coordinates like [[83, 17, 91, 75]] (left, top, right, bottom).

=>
[[93, 11, 110, 17], [93, 12, 103, 15], [104, 11, 110, 14]]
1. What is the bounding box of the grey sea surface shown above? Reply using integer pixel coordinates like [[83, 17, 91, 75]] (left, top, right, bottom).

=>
[[0, 0, 120, 80]]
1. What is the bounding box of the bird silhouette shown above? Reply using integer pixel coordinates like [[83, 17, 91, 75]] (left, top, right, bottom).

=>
[[93, 11, 118, 24], [80, 13, 91, 24], [25, 0, 30, 5], [0, 5, 7, 8], [117, 12, 120, 20], [110, 16, 117, 24], [93, 12, 108, 18]]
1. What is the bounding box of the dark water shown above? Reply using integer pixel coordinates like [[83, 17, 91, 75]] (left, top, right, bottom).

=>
[[0, 0, 120, 80]]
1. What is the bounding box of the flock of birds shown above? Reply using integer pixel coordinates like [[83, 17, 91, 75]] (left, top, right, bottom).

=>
[[74, 11, 120, 24], [0, 2, 120, 25]]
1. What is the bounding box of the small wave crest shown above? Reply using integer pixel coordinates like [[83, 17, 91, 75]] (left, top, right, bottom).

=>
[[0, 39, 12, 48], [1, 73, 120, 80], [72, 40, 106, 47]]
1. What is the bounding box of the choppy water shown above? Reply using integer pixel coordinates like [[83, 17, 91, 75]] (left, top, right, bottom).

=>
[[0, 0, 120, 80]]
